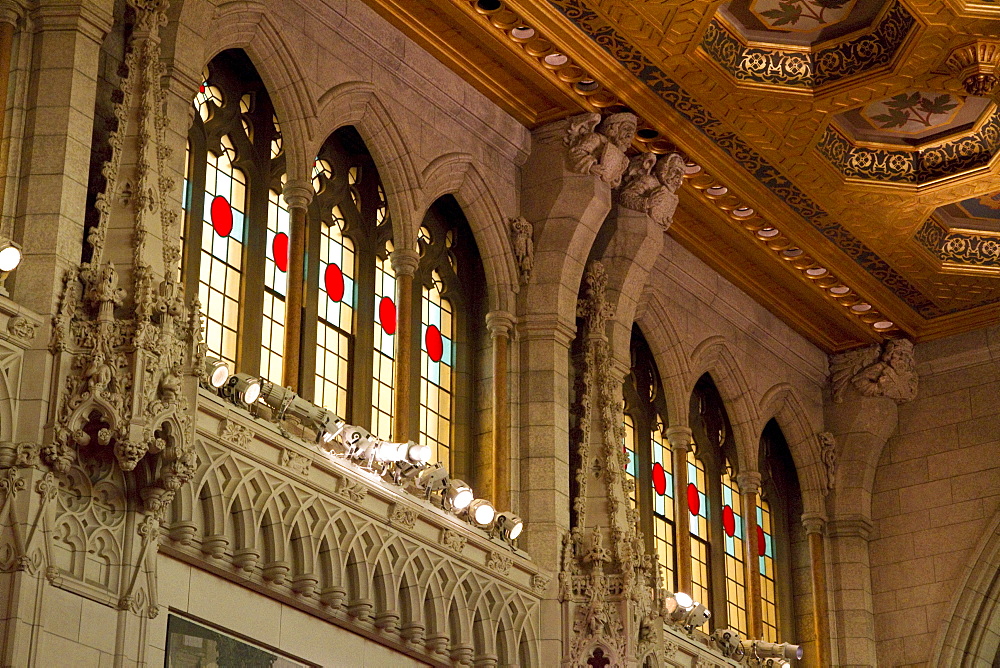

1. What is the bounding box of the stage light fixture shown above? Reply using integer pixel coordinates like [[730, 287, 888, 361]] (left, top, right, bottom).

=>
[[467, 498, 496, 527], [0, 239, 22, 296], [683, 603, 711, 630], [203, 357, 231, 389], [416, 463, 449, 498], [338, 424, 378, 465], [221, 373, 261, 406], [741, 641, 802, 661], [444, 479, 474, 512], [406, 441, 432, 465], [710, 629, 744, 659], [258, 382, 344, 444], [494, 512, 523, 542], [666, 592, 694, 621]]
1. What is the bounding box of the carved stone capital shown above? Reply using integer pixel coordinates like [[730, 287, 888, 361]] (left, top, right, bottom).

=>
[[735, 470, 761, 495], [945, 40, 1000, 96], [801, 512, 826, 535], [664, 426, 693, 452], [485, 310, 515, 339], [282, 179, 314, 210], [389, 248, 420, 277]]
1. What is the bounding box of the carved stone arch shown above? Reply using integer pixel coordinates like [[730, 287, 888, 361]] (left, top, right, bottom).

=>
[[448, 590, 474, 654], [757, 383, 826, 515], [635, 291, 690, 427], [224, 475, 257, 553], [495, 599, 520, 667], [688, 336, 761, 472], [640, 650, 660, 668], [51, 515, 86, 579], [85, 526, 121, 591], [931, 506, 1000, 667], [517, 618, 539, 668], [419, 153, 519, 312], [420, 560, 449, 645], [371, 538, 403, 616], [195, 472, 224, 538], [288, 519, 315, 579], [257, 506, 286, 568], [594, 207, 665, 366], [0, 350, 16, 442], [184, 4, 313, 184], [313, 81, 422, 251], [470, 580, 503, 663]]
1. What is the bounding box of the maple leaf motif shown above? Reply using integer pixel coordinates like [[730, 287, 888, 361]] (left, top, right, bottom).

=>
[[884, 92, 921, 111], [872, 108, 911, 129], [761, 1, 804, 26], [918, 94, 959, 116]]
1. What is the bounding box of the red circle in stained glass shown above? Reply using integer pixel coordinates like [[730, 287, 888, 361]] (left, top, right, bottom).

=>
[[651, 463, 667, 496], [723, 505, 735, 537], [211, 195, 233, 237], [687, 482, 700, 516], [273, 232, 289, 272], [324, 263, 344, 302], [757, 525, 766, 556], [426, 325, 444, 362], [379, 296, 397, 335]]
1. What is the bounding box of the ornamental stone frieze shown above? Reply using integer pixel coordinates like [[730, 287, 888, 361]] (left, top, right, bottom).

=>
[[164, 390, 545, 666]]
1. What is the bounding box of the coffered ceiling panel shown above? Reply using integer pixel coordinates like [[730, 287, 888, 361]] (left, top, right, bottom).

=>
[[361, 0, 1000, 351]]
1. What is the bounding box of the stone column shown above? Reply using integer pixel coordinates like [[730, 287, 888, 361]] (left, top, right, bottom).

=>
[[281, 180, 312, 392], [666, 425, 692, 593], [803, 513, 832, 667], [0, 4, 17, 224], [485, 310, 513, 508], [827, 515, 876, 666], [738, 470, 763, 639], [390, 247, 419, 442]]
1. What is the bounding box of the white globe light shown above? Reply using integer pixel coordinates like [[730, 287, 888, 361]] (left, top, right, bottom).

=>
[[407, 442, 431, 464], [0, 244, 20, 272], [508, 519, 523, 540]]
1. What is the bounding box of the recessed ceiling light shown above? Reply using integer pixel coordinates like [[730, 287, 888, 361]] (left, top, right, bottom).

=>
[[511, 26, 535, 39], [829, 285, 850, 295], [733, 207, 754, 217], [757, 227, 780, 238], [575, 79, 599, 92], [544, 52, 568, 66], [706, 185, 728, 196], [851, 303, 872, 312], [684, 162, 701, 174], [873, 320, 894, 330], [782, 248, 803, 258], [805, 267, 827, 276]]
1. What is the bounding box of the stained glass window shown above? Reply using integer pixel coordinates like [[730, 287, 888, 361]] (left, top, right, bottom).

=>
[[759, 497, 778, 642], [198, 134, 246, 367], [688, 449, 710, 607], [260, 187, 289, 385], [372, 241, 396, 441], [315, 206, 355, 418], [193, 72, 223, 123], [722, 465, 747, 636], [623, 412, 637, 509], [651, 418, 674, 592], [420, 270, 454, 465]]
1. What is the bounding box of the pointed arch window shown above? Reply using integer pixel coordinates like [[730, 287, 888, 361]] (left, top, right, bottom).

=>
[[722, 465, 747, 636], [181, 51, 487, 478]]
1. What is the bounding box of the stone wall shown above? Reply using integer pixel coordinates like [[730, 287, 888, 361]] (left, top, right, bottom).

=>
[[871, 326, 1000, 667]]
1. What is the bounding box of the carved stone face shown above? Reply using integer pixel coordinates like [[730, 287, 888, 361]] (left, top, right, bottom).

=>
[[654, 155, 685, 189], [602, 114, 638, 148]]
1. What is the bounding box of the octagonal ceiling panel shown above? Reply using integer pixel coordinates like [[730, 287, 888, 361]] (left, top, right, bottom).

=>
[[722, 0, 884, 45]]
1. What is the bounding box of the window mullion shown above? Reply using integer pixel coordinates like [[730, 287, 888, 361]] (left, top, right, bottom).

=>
[[238, 168, 268, 376]]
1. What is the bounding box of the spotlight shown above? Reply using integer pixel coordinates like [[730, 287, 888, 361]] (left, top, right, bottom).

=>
[[0, 240, 21, 272], [443, 479, 474, 512], [494, 512, 523, 542], [338, 424, 378, 466], [683, 603, 711, 630], [221, 373, 261, 406], [406, 441, 432, 465], [741, 641, 802, 661], [415, 463, 449, 498], [258, 382, 343, 444], [711, 629, 744, 659], [374, 439, 405, 463], [466, 499, 495, 527], [666, 592, 694, 621], [204, 357, 231, 389], [0, 239, 21, 296]]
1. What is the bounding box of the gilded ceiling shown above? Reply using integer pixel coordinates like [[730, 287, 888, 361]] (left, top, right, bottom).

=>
[[362, 0, 1000, 351]]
